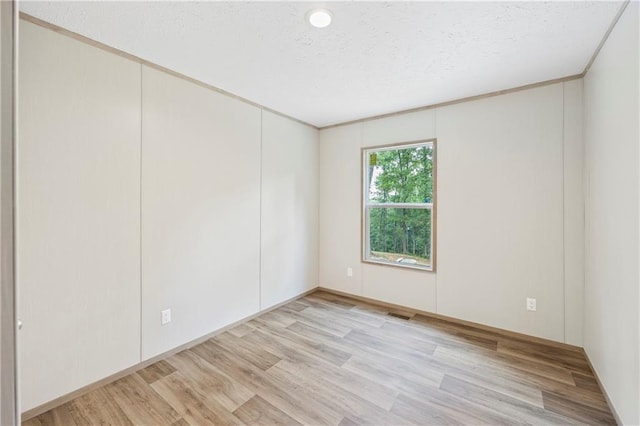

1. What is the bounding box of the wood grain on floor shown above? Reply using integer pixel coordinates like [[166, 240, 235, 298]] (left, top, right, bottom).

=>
[[23, 290, 616, 425]]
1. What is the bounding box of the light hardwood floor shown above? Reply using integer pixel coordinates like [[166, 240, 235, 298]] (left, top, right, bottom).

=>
[[24, 290, 616, 425]]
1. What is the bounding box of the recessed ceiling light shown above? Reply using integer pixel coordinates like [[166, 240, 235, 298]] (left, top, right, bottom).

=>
[[307, 9, 333, 28]]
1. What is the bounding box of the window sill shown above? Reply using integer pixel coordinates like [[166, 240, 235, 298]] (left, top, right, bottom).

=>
[[361, 259, 435, 273]]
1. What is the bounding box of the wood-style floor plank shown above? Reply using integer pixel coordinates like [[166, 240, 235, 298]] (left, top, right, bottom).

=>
[[233, 395, 301, 426], [190, 340, 343, 425], [303, 296, 386, 328], [286, 319, 446, 394], [274, 305, 352, 337], [150, 371, 243, 426], [24, 290, 616, 426], [390, 391, 515, 426], [341, 355, 444, 396], [269, 357, 398, 411], [226, 322, 256, 338], [430, 336, 577, 386], [249, 319, 352, 366], [214, 331, 281, 371], [266, 360, 411, 426], [163, 350, 254, 413], [439, 375, 577, 425], [22, 403, 77, 426], [390, 316, 500, 351], [67, 387, 133, 426], [572, 371, 603, 393], [542, 390, 617, 425], [104, 374, 182, 425], [497, 340, 593, 375], [429, 346, 546, 408], [137, 360, 176, 385], [256, 310, 296, 328]]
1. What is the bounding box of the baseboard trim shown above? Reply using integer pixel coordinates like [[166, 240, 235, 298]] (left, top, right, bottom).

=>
[[583, 351, 623, 426], [21, 286, 319, 422], [317, 287, 583, 353]]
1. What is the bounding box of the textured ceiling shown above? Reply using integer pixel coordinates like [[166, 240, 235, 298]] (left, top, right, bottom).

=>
[[20, 1, 623, 127]]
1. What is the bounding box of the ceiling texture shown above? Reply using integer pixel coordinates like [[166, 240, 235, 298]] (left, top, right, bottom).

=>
[[20, 1, 624, 128]]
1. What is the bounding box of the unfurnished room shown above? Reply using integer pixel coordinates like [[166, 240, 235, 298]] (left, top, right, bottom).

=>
[[0, 1, 638, 425]]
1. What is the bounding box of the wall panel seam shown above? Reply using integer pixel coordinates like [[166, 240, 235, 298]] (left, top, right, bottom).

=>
[[139, 63, 143, 363], [562, 82, 566, 344], [259, 108, 263, 311]]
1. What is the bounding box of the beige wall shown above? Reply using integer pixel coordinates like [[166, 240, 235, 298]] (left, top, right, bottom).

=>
[[0, 2, 17, 424], [562, 79, 584, 347], [319, 81, 584, 345], [320, 110, 439, 312], [18, 21, 319, 411], [141, 66, 262, 360], [18, 22, 142, 411], [583, 2, 639, 424], [436, 84, 565, 342], [261, 111, 319, 310]]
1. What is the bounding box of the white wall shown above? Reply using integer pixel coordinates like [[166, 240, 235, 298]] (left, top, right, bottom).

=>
[[319, 124, 364, 298], [437, 85, 565, 342], [563, 79, 585, 347], [18, 22, 141, 410], [141, 66, 262, 360], [319, 82, 584, 344], [18, 21, 319, 411], [0, 3, 17, 424], [319, 110, 439, 312], [260, 111, 319, 310], [583, 2, 639, 424]]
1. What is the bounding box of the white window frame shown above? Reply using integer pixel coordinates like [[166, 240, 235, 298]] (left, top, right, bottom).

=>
[[361, 139, 437, 272]]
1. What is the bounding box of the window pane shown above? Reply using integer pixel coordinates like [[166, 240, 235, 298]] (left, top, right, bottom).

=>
[[367, 207, 432, 268], [366, 143, 434, 203]]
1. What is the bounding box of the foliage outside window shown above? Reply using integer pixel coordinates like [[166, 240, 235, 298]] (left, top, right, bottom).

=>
[[363, 140, 436, 271]]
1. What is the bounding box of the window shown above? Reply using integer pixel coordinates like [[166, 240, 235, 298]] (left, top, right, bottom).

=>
[[362, 140, 436, 271]]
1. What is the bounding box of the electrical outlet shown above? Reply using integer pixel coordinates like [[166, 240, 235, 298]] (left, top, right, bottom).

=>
[[526, 298, 537, 312], [347, 267, 353, 277], [161, 308, 171, 325]]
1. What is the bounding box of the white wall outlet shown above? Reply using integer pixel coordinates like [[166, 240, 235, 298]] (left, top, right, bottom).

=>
[[526, 298, 537, 312], [161, 308, 171, 325], [347, 267, 353, 277]]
